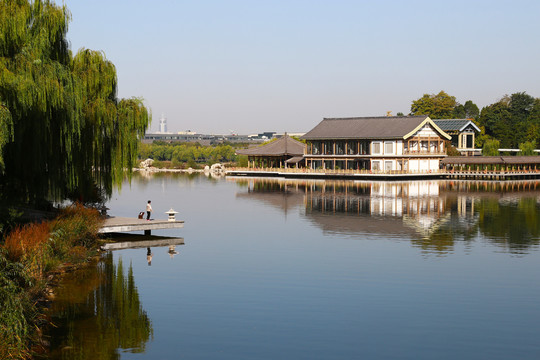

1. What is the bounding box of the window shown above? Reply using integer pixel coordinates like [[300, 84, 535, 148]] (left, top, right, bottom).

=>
[[347, 141, 357, 155], [372, 160, 381, 170], [324, 141, 333, 155], [384, 142, 393, 154], [372, 142, 381, 154], [466, 134, 474, 148], [311, 142, 321, 155], [335, 142, 345, 155], [385, 161, 393, 171]]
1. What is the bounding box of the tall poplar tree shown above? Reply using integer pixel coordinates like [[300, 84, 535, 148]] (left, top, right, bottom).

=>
[[0, 0, 150, 205]]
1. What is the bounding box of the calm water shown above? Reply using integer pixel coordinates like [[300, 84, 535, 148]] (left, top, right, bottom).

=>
[[46, 174, 540, 359]]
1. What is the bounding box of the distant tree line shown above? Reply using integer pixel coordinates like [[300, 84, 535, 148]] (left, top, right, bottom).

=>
[[139, 142, 245, 168], [407, 90, 540, 155]]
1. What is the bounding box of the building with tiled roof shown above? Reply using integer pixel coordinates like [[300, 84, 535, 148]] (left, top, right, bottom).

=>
[[301, 116, 451, 172], [236, 135, 305, 168], [432, 119, 480, 155]]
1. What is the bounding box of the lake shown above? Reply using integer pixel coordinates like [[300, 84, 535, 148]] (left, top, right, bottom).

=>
[[46, 173, 540, 359]]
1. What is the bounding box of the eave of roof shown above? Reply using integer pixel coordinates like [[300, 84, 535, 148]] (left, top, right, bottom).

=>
[[432, 119, 481, 133], [403, 117, 452, 141], [301, 116, 451, 141], [236, 135, 305, 156], [442, 156, 540, 165]]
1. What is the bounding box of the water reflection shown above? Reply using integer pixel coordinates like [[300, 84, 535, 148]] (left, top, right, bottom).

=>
[[233, 178, 540, 254], [46, 253, 153, 359]]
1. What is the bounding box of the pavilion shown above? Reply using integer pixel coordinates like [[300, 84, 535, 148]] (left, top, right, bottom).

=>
[[236, 135, 305, 168]]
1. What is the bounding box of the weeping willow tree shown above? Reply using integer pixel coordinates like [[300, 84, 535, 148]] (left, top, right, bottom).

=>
[[0, 0, 149, 205]]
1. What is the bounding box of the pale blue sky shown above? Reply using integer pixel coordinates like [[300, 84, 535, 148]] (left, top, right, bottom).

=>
[[65, 0, 540, 134]]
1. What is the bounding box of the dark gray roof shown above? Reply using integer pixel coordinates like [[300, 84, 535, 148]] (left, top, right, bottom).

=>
[[236, 135, 305, 156], [442, 156, 540, 165], [301, 116, 450, 140], [285, 156, 304, 164], [432, 119, 480, 132]]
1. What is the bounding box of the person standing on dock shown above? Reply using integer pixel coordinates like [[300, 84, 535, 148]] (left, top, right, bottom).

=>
[[146, 200, 153, 220]]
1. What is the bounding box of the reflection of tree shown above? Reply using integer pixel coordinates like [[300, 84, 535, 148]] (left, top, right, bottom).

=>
[[476, 197, 540, 253], [409, 210, 478, 254], [47, 253, 153, 359]]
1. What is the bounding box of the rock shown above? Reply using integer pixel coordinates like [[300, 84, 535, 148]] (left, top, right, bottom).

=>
[[139, 158, 154, 168], [210, 163, 224, 173]]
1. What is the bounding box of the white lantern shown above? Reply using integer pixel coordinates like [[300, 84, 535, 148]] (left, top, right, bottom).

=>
[[165, 208, 179, 221]]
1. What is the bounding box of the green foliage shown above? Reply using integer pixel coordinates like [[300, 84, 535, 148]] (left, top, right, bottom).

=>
[[478, 92, 539, 149], [0, 0, 150, 205], [0, 249, 34, 360], [482, 138, 500, 156], [519, 141, 537, 156], [446, 144, 461, 156], [237, 155, 248, 167], [410, 91, 458, 119], [453, 100, 479, 119], [140, 142, 241, 166], [0, 204, 103, 358], [410, 91, 479, 121]]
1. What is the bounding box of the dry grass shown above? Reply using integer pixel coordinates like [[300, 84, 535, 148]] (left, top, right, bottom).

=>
[[3, 222, 50, 279]]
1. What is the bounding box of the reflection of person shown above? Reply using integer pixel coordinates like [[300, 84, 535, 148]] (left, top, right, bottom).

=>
[[146, 200, 152, 220], [146, 247, 153, 266], [168, 245, 179, 259]]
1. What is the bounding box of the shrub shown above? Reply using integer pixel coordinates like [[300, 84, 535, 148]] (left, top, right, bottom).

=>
[[50, 204, 102, 249], [3, 223, 50, 279], [0, 250, 34, 360]]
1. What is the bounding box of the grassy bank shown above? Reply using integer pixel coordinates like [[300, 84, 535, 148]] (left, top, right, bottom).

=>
[[0, 204, 103, 359]]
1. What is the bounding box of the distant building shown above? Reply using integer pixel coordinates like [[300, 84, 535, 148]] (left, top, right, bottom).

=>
[[142, 132, 263, 145], [158, 114, 168, 133]]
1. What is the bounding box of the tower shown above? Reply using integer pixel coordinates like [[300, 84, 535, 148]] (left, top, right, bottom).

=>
[[159, 114, 167, 133]]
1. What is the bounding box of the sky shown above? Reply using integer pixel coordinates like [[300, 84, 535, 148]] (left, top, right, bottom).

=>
[[64, 0, 540, 134]]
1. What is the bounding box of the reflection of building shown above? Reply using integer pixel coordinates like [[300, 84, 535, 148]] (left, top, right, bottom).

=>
[[304, 181, 449, 237], [301, 116, 451, 172], [233, 177, 540, 253], [235, 178, 452, 238]]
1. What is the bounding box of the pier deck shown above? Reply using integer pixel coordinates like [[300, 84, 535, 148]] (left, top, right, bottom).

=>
[[99, 216, 184, 235], [226, 169, 540, 181]]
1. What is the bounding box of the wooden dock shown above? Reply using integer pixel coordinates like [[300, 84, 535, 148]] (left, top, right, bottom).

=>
[[99, 217, 184, 235]]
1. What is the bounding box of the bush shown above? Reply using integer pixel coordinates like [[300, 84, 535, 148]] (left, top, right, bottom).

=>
[[3, 223, 50, 279], [0, 250, 34, 360], [0, 203, 104, 358], [50, 204, 102, 249]]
